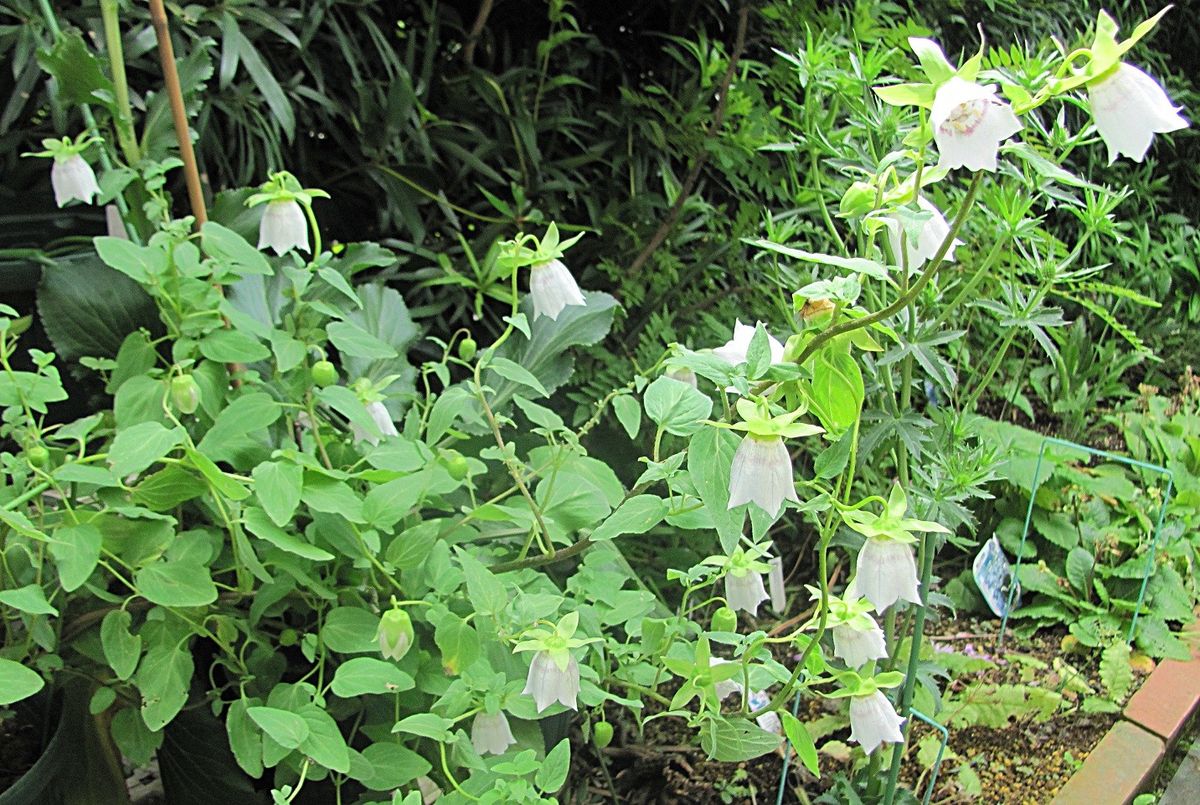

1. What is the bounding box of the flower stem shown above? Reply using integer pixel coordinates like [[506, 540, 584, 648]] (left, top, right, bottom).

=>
[[792, 172, 984, 368], [35, 0, 139, 242], [99, 0, 140, 165]]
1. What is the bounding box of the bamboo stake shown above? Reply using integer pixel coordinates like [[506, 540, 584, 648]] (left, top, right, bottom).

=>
[[147, 0, 207, 227]]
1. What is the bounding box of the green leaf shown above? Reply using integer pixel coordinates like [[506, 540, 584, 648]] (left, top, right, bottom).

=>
[[109, 421, 186, 477], [186, 446, 251, 501], [330, 658, 415, 697], [1065, 547, 1094, 593], [36, 32, 115, 108], [536, 739, 571, 793], [297, 704, 351, 773], [434, 613, 479, 675], [136, 561, 218, 607], [327, 320, 398, 360], [488, 356, 548, 398], [93, 237, 167, 283], [226, 699, 264, 778], [341, 283, 419, 409], [196, 392, 281, 462], [643, 376, 712, 436], [200, 329, 271, 363], [49, 522, 103, 592], [487, 291, 618, 405], [38, 255, 158, 361], [700, 716, 782, 761], [589, 495, 667, 542], [231, 29, 295, 139], [0, 658, 45, 705], [201, 222, 272, 277], [391, 713, 453, 742], [612, 393, 641, 439], [244, 507, 334, 560], [456, 548, 507, 617], [362, 476, 427, 530], [0, 584, 57, 616], [1099, 642, 1132, 702], [322, 607, 383, 654], [688, 427, 745, 553], [247, 706, 309, 750], [748, 239, 890, 280], [139, 640, 194, 731], [781, 713, 820, 777], [132, 466, 208, 511], [359, 742, 430, 791], [101, 609, 142, 681], [251, 461, 304, 527]]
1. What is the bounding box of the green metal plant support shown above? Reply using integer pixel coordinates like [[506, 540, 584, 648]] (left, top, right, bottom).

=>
[[999, 436, 1175, 652], [909, 709, 948, 805]]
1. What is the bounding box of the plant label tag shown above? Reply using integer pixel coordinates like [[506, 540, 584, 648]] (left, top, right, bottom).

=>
[[973, 536, 1019, 617]]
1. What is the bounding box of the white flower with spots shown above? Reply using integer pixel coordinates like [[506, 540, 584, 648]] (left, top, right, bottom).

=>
[[932, 77, 1022, 172]]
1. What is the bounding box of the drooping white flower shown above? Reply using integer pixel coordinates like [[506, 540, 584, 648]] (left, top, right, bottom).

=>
[[724, 567, 769, 616], [848, 690, 905, 755], [522, 651, 580, 713], [710, 657, 742, 702], [352, 400, 399, 446], [416, 775, 443, 804], [846, 538, 921, 613], [529, 258, 586, 321], [1089, 62, 1188, 164], [832, 617, 889, 668], [713, 320, 785, 367], [883, 197, 960, 271], [470, 711, 517, 756], [727, 434, 798, 518], [51, 153, 100, 207], [932, 77, 1022, 172], [257, 199, 309, 255]]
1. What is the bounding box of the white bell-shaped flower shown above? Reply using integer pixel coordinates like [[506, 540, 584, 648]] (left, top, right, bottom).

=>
[[848, 690, 905, 755], [1089, 63, 1188, 164], [51, 153, 100, 207], [847, 538, 921, 612], [832, 618, 889, 668], [522, 651, 580, 713], [529, 258, 586, 321], [884, 197, 960, 271], [727, 434, 798, 518], [257, 199, 309, 255], [710, 657, 742, 701], [932, 77, 1022, 172], [713, 320, 785, 367], [724, 567, 769, 616], [352, 400, 399, 446], [470, 711, 517, 756]]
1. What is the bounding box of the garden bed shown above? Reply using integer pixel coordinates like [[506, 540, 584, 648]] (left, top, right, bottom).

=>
[[570, 617, 1148, 804]]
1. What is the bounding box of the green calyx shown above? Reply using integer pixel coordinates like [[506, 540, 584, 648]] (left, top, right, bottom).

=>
[[725, 397, 825, 440], [22, 133, 101, 161], [246, 170, 331, 208], [498, 222, 585, 273], [840, 482, 949, 544], [827, 669, 906, 699]]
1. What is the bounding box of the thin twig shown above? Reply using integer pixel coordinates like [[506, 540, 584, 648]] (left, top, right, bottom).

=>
[[463, 0, 495, 65], [626, 3, 750, 277]]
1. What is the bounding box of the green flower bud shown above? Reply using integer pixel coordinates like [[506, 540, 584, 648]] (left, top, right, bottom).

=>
[[710, 606, 738, 633], [170, 374, 200, 415], [311, 360, 338, 388], [279, 628, 299, 647], [839, 181, 876, 218], [378, 608, 414, 661], [457, 337, 478, 362], [26, 445, 49, 468], [593, 721, 614, 748], [442, 450, 469, 481]]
